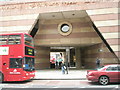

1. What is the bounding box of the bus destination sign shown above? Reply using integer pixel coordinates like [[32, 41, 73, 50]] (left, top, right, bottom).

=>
[[25, 46, 34, 56]]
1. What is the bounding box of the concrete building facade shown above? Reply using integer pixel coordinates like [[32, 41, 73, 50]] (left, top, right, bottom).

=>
[[0, 0, 119, 69]]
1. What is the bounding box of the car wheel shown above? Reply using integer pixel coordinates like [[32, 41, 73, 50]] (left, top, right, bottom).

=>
[[99, 76, 109, 85]]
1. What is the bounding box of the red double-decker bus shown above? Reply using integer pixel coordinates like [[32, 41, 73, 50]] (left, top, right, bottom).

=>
[[0, 33, 35, 82]]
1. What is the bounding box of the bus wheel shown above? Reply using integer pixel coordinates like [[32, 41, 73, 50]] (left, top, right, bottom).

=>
[[0, 73, 3, 83]]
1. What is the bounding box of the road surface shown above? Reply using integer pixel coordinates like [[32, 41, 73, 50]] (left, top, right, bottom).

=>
[[1, 79, 119, 89]]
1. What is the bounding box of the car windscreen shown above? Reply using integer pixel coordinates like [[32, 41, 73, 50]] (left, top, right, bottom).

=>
[[97, 66, 105, 71]]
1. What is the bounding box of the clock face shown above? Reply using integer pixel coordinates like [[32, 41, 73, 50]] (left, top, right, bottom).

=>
[[61, 24, 70, 33]]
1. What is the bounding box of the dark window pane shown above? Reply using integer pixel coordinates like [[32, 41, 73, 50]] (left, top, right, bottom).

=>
[[118, 66, 120, 71], [0, 35, 8, 45], [25, 46, 34, 56], [10, 58, 22, 68], [23, 57, 35, 71], [111, 67, 118, 71], [106, 66, 119, 71], [106, 67, 112, 71], [24, 34, 34, 47], [8, 35, 21, 45]]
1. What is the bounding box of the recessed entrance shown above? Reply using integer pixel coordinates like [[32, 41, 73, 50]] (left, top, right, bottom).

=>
[[32, 10, 109, 70], [50, 47, 76, 69]]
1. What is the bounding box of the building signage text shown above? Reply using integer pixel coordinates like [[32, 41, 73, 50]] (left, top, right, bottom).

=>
[[0, 1, 95, 11]]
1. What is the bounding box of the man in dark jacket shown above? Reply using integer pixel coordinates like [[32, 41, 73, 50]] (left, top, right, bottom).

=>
[[96, 58, 100, 68]]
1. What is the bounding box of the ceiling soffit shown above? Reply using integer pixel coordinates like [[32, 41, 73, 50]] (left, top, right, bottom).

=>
[[39, 10, 88, 20]]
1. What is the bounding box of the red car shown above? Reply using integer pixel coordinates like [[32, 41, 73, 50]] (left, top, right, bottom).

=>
[[86, 64, 120, 85]]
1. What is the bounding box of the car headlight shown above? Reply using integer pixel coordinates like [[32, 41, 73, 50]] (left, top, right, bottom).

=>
[[88, 72, 95, 76]]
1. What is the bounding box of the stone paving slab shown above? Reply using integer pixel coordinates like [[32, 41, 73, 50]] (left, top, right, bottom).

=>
[[34, 69, 87, 80]]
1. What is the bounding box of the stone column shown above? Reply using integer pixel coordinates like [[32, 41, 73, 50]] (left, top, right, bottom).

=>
[[75, 47, 82, 69], [66, 47, 70, 67], [35, 46, 50, 69], [63, 52, 66, 62]]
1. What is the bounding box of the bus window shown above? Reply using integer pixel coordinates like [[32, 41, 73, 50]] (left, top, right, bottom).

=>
[[10, 58, 22, 68], [0, 35, 8, 45], [23, 57, 35, 71], [8, 35, 21, 45], [24, 34, 33, 47]]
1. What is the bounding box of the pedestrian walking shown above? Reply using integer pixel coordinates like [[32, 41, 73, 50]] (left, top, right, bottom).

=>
[[64, 62, 68, 74], [61, 61, 68, 74], [96, 57, 100, 68]]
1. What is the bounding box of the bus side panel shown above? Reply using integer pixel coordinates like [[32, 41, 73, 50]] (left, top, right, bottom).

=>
[[5, 68, 23, 81], [4, 70, 35, 81], [9, 45, 24, 58], [2, 56, 9, 81]]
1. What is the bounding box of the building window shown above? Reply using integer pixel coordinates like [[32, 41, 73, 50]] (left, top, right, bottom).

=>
[[58, 22, 72, 36], [61, 24, 70, 33]]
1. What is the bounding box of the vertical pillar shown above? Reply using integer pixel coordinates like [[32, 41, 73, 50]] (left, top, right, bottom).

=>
[[35, 46, 50, 69], [75, 47, 82, 69], [66, 47, 70, 67], [63, 52, 66, 62]]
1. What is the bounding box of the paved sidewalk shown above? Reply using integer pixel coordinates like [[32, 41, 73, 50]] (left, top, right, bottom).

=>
[[34, 69, 87, 80]]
